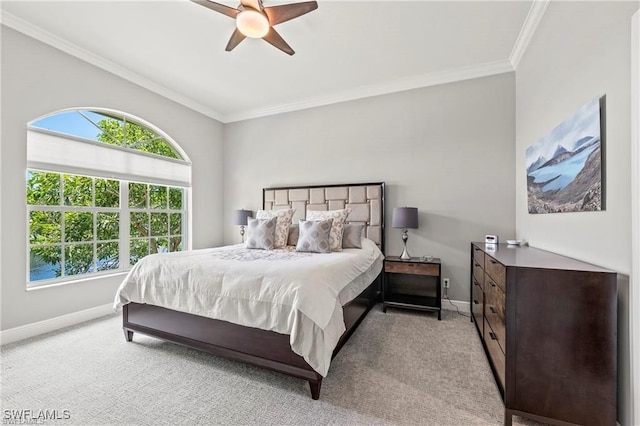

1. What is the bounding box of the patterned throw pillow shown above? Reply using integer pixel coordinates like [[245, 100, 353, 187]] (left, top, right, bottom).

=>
[[245, 217, 277, 250], [256, 209, 295, 248], [306, 208, 351, 252], [295, 219, 333, 253], [342, 224, 364, 249]]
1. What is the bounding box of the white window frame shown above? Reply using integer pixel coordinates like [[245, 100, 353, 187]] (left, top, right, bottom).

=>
[[26, 108, 192, 289], [127, 182, 187, 262]]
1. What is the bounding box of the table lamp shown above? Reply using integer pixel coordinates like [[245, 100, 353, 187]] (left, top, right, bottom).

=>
[[232, 209, 253, 243], [392, 207, 419, 260]]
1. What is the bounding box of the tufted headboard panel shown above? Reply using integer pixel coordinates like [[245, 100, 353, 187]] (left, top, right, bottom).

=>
[[263, 182, 385, 252]]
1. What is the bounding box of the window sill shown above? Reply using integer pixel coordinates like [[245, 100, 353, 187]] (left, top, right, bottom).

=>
[[26, 270, 129, 291]]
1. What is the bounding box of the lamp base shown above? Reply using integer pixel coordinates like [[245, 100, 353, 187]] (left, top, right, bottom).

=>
[[399, 237, 411, 260], [400, 246, 411, 260], [399, 228, 411, 260]]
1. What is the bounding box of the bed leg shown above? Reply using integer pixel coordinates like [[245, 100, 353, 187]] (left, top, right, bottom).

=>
[[124, 329, 133, 342], [309, 379, 322, 400]]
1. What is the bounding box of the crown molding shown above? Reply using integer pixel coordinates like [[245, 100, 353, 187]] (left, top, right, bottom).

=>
[[222, 59, 515, 123], [510, 0, 550, 69], [0, 10, 225, 122], [2, 8, 518, 125]]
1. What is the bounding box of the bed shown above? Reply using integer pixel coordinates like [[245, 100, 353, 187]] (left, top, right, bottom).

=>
[[114, 182, 385, 399]]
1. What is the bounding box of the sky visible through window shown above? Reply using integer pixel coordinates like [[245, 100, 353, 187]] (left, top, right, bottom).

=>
[[32, 110, 113, 142], [31, 110, 181, 160]]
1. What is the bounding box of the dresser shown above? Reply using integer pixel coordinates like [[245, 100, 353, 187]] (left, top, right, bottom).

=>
[[470, 242, 619, 426]]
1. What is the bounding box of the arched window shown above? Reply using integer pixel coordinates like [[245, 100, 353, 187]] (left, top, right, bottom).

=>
[[26, 109, 191, 287]]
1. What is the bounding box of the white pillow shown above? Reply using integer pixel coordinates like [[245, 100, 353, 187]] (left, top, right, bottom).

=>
[[256, 209, 295, 248], [306, 208, 351, 252]]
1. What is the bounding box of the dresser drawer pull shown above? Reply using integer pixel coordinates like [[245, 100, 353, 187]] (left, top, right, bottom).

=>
[[489, 306, 496, 314], [491, 282, 496, 288], [489, 260, 498, 264], [489, 332, 498, 341], [473, 300, 479, 305]]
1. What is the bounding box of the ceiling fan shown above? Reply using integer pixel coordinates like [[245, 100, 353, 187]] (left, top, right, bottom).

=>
[[192, 0, 318, 56]]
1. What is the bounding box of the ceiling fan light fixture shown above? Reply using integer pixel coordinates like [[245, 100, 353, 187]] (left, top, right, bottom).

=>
[[236, 9, 270, 38]]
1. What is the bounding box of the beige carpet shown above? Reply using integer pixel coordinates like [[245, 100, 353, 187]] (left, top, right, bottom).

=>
[[1, 306, 545, 425]]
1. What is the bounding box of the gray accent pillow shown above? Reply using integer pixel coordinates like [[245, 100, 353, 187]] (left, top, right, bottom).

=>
[[287, 223, 299, 246], [306, 208, 351, 252], [342, 224, 364, 249], [295, 219, 333, 253], [245, 217, 277, 250], [256, 209, 295, 248]]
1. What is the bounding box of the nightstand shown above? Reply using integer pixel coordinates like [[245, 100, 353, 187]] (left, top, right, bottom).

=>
[[383, 256, 442, 320]]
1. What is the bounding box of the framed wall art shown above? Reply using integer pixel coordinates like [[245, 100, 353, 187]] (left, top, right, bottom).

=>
[[526, 96, 605, 214]]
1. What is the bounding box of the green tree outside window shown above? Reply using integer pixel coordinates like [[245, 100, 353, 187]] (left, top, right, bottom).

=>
[[27, 115, 186, 283]]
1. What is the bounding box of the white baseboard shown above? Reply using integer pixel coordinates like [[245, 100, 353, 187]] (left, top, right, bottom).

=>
[[1, 303, 114, 345], [1, 298, 469, 345], [441, 298, 470, 314]]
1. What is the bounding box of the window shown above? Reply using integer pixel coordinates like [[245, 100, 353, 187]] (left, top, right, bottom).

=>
[[26, 109, 191, 287], [128, 182, 184, 264]]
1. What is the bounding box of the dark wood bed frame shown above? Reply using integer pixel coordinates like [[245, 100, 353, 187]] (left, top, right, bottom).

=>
[[122, 182, 385, 399]]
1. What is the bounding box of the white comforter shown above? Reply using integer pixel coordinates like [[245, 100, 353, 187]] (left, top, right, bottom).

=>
[[113, 238, 383, 376]]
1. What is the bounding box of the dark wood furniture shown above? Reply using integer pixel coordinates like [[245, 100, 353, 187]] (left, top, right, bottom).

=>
[[383, 256, 442, 320], [123, 276, 379, 399], [121, 182, 385, 400], [470, 242, 620, 426]]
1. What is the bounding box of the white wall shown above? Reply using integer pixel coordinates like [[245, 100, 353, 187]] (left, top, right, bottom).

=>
[[631, 10, 640, 426], [515, 2, 640, 424], [0, 27, 225, 331], [223, 73, 516, 302]]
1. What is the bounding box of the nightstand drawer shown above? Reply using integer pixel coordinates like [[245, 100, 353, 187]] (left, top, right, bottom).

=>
[[385, 261, 439, 276]]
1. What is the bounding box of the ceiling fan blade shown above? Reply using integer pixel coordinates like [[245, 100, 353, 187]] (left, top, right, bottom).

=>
[[240, 0, 262, 11], [191, 0, 239, 18], [262, 27, 294, 55], [225, 28, 247, 51], [264, 1, 317, 26]]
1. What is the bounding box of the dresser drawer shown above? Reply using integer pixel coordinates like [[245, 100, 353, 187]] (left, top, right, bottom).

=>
[[484, 318, 505, 390], [472, 245, 485, 268], [485, 256, 506, 291], [472, 277, 483, 326], [472, 259, 484, 285], [485, 274, 505, 353], [385, 261, 439, 276]]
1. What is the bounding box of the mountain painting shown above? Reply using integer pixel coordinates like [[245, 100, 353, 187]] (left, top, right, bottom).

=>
[[526, 96, 603, 214]]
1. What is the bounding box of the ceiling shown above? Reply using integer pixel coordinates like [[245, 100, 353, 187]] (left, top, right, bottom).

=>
[[1, 1, 545, 123]]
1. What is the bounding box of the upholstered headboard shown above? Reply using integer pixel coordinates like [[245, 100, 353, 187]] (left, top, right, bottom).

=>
[[263, 182, 385, 252]]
